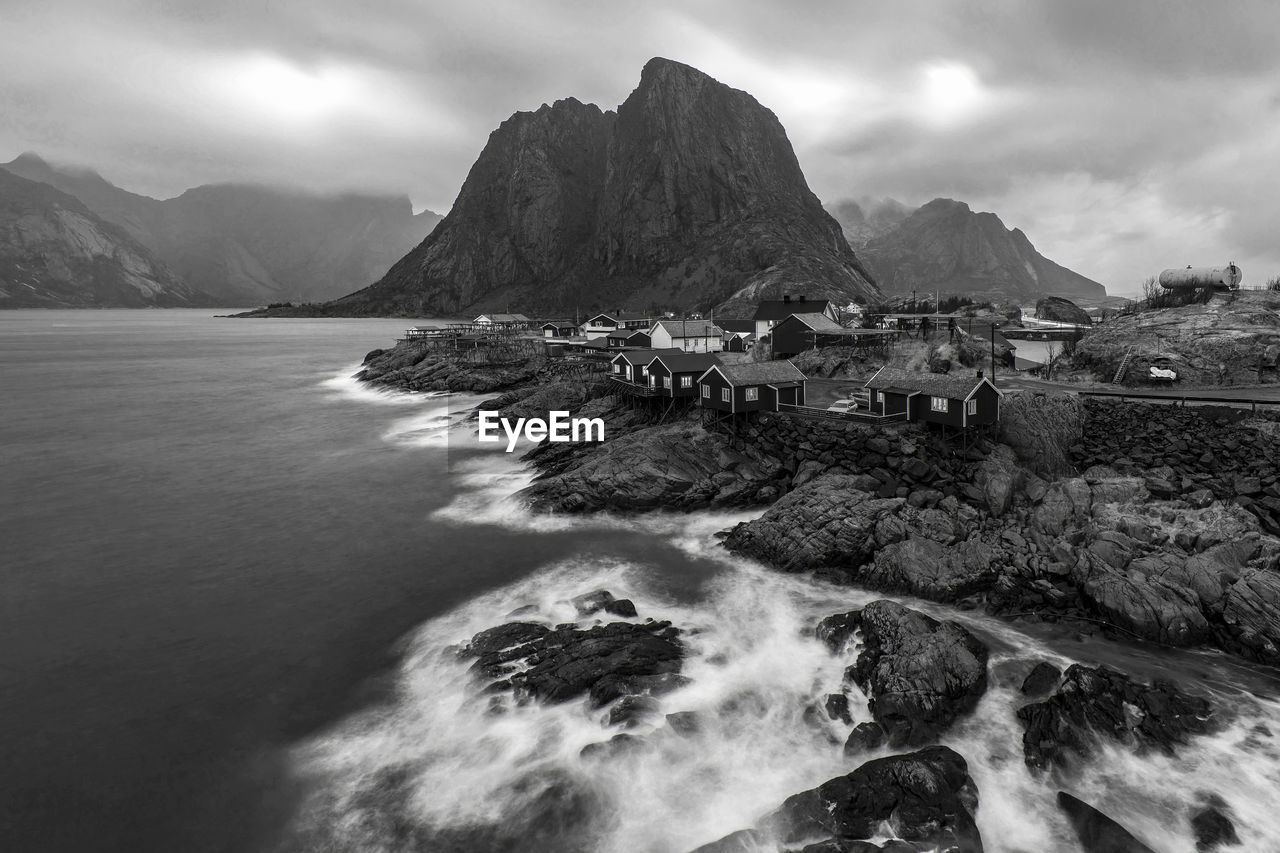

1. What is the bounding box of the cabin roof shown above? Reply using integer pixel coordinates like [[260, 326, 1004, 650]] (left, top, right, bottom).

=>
[[587, 310, 652, 323], [651, 319, 724, 338], [710, 360, 808, 386], [475, 313, 530, 323], [612, 347, 680, 366], [752, 299, 832, 322], [777, 312, 846, 333], [647, 351, 721, 373], [865, 366, 997, 400]]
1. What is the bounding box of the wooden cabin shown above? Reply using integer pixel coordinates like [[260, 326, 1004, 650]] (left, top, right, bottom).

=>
[[609, 348, 679, 385], [583, 310, 657, 339], [698, 361, 807, 414], [645, 352, 721, 398], [606, 328, 653, 349], [474, 313, 532, 329], [718, 319, 755, 352], [863, 367, 1001, 428], [648, 320, 724, 353], [541, 320, 579, 337], [751, 296, 836, 350]]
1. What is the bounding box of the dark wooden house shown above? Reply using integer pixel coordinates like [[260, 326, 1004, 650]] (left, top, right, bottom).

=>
[[609, 348, 678, 386], [863, 367, 1001, 428], [751, 296, 837, 351], [698, 361, 807, 414], [541, 320, 579, 337], [645, 352, 721, 398], [606, 328, 653, 348]]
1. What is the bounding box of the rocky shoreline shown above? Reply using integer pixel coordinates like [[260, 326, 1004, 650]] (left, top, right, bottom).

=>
[[356, 342, 1278, 850]]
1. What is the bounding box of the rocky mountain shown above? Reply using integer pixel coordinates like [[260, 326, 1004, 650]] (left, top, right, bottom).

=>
[[0, 169, 214, 308], [316, 57, 879, 317], [2, 152, 442, 305], [827, 197, 912, 248], [858, 198, 1106, 301]]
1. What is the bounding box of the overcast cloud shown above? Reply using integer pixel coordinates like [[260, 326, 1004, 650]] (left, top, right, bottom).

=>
[[2, 0, 1278, 295]]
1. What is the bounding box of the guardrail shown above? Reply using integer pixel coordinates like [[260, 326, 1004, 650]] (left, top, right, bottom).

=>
[[1077, 389, 1280, 412]]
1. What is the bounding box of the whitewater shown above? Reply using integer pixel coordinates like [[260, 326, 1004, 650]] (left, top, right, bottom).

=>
[[282, 374, 1280, 852]]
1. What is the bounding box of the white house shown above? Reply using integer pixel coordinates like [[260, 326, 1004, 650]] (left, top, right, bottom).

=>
[[582, 310, 656, 340], [648, 320, 725, 352]]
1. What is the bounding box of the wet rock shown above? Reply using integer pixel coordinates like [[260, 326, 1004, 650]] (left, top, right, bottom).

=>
[[1057, 792, 1157, 853], [1015, 664, 1216, 770], [847, 601, 989, 747], [824, 693, 852, 724], [760, 746, 983, 852], [971, 444, 1022, 518], [1020, 661, 1062, 695], [463, 619, 684, 707], [996, 389, 1083, 479], [1190, 794, 1240, 851], [815, 610, 861, 651], [721, 476, 904, 574], [664, 710, 702, 736], [687, 828, 767, 853], [608, 694, 662, 728], [579, 732, 645, 759], [864, 536, 998, 601], [843, 721, 886, 756]]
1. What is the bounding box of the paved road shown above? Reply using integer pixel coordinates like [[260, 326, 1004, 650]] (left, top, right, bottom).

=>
[[998, 375, 1280, 403]]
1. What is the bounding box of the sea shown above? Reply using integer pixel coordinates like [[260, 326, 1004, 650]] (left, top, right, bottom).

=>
[[3, 309, 1280, 853]]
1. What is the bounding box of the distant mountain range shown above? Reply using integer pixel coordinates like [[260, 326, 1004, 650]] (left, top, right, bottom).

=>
[[0, 152, 441, 307], [827, 197, 1106, 301], [304, 57, 879, 318], [0, 168, 213, 308]]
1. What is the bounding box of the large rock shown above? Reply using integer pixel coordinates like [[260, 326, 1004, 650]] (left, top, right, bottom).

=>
[[1057, 792, 1157, 853], [997, 390, 1083, 479], [759, 746, 984, 852], [846, 601, 989, 746], [971, 443, 1022, 517], [863, 535, 999, 600], [721, 475, 903, 573], [1015, 664, 1216, 770], [1035, 295, 1093, 326], [520, 422, 767, 512], [463, 618, 684, 707], [316, 58, 879, 318]]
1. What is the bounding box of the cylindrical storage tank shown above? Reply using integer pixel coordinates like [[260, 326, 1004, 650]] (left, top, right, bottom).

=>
[[1158, 263, 1242, 290]]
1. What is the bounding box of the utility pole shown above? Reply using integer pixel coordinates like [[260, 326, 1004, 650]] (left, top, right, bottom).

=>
[[989, 326, 997, 386]]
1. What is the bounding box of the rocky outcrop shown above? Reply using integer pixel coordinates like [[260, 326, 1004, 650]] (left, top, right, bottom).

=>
[[859, 198, 1106, 300], [1035, 295, 1092, 325], [3, 152, 439, 306], [0, 168, 214, 308], [841, 601, 989, 747], [1071, 290, 1280, 386], [311, 58, 879, 317], [1057, 792, 1158, 853], [1074, 400, 1280, 535], [996, 390, 1083, 479], [1015, 664, 1216, 770], [463, 616, 684, 707], [520, 420, 782, 512], [761, 746, 983, 852], [692, 746, 983, 853]]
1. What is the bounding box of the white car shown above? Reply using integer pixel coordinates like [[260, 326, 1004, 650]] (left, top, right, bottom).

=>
[[826, 399, 858, 413]]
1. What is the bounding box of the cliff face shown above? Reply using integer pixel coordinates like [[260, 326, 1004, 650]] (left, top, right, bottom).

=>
[[859, 198, 1105, 300], [329, 58, 879, 317], [0, 169, 213, 308], [2, 153, 442, 305]]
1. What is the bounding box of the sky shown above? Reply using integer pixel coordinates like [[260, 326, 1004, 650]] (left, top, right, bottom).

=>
[[2, 0, 1278, 296]]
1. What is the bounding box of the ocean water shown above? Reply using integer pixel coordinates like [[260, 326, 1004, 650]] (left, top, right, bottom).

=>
[[4, 310, 1280, 853]]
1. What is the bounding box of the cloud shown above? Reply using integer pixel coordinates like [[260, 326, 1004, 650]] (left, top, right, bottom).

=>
[[1, 0, 1278, 293]]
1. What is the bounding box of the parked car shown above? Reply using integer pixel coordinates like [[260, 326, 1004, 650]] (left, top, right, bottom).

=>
[[827, 399, 858, 413]]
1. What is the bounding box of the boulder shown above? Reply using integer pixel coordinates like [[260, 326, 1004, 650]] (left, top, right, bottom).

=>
[[1035, 295, 1092, 326], [997, 390, 1083, 479], [721, 476, 903, 574], [1190, 794, 1240, 852], [971, 444, 1022, 518], [1015, 664, 1216, 770], [847, 601, 989, 746], [843, 721, 886, 756], [760, 746, 983, 852], [463, 618, 684, 707], [1057, 792, 1157, 853], [1020, 661, 1062, 695], [864, 536, 999, 601]]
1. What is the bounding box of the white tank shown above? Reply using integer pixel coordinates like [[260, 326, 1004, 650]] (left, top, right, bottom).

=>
[[1158, 263, 1242, 290]]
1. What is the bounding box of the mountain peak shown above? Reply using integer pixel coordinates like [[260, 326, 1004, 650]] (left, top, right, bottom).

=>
[[921, 197, 970, 214]]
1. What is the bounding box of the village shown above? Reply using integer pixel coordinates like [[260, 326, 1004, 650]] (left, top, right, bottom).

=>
[[396, 295, 1013, 440]]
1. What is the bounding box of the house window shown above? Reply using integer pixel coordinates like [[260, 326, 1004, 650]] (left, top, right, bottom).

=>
[[640, 366, 648, 377], [966, 399, 978, 415], [612, 364, 621, 373], [876, 391, 884, 404], [721, 388, 731, 403], [745, 387, 759, 402], [680, 376, 692, 388], [684, 339, 694, 350], [931, 396, 949, 413], [702, 384, 711, 398], [663, 377, 672, 389]]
